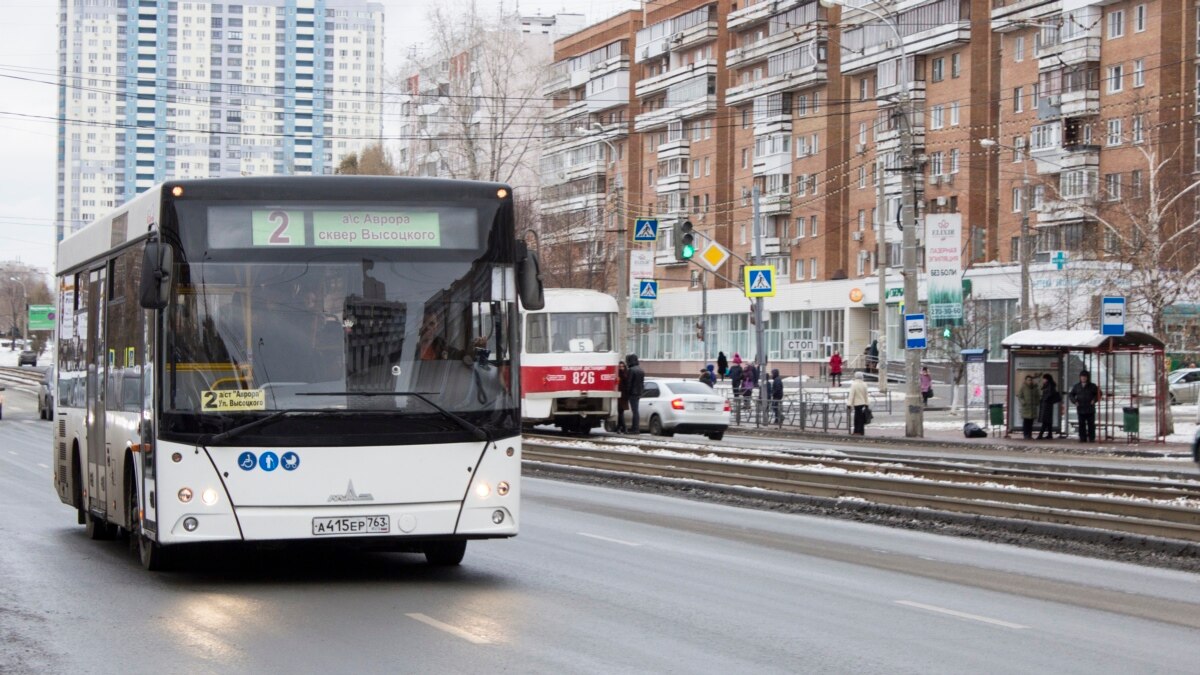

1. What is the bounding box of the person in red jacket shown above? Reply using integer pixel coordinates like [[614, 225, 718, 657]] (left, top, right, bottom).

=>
[[829, 351, 843, 387]]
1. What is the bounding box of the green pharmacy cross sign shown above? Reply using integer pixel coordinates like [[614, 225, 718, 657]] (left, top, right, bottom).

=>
[[28, 305, 55, 331]]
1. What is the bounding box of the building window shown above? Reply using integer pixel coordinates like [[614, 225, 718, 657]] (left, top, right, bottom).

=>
[[797, 94, 808, 116], [1105, 173, 1121, 201], [1014, 36, 1024, 62], [741, 148, 749, 168], [931, 57, 944, 82], [1135, 5, 1146, 32], [930, 104, 944, 129], [810, 257, 818, 280], [1107, 64, 1123, 93], [1133, 59, 1144, 87], [859, 121, 868, 144], [1033, 184, 1045, 210], [951, 53, 961, 78], [858, 166, 867, 187], [1012, 187, 1023, 212], [810, 215, 818, 237], [1132, 114, 1145, 143], [950, 101, 960, 126], [1014, 87, 1024, 112], [1107, 118, 1122, 146], [1013, 136, 1026, 161], [950, 148, 960, 173], [929, 152, 944, 175], [1131, 169, 1143, 197], [1108, 10, 1124, 39], [857, 210, 865, 230]]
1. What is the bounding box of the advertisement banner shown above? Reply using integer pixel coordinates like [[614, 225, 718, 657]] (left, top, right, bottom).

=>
[[925, 213, 963, 323], [28, 305, 55, 331], [629, 250, 655, 322]]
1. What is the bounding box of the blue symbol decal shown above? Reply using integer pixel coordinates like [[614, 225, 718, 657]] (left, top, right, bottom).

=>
[[237, 451, 257, 471], [281, 452, 300, 471], [259, 451, 279, 472]]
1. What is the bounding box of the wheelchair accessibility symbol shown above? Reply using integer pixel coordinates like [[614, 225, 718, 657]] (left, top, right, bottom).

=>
[[237, 451, 257, 471]]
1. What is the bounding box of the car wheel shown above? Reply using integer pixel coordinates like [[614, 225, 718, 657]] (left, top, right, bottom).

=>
[[649, 415, 672, 437], [706, 431, 724, 441], [1169, 393, 1178, 406]]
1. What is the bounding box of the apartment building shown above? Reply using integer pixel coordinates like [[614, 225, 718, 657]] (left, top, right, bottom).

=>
[[57, 0, 384, 241], [543, 0, 1198, 371]]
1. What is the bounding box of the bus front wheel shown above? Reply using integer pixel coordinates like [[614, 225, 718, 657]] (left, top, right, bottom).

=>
[[424, 540, 466, 566], [128, 471, 171, 571]]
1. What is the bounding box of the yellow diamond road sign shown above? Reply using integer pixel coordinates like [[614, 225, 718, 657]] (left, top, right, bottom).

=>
[[698, 241, 730, 272]]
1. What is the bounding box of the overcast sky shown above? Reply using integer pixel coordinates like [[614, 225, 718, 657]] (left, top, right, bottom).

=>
[[0, 0, 638, 277]]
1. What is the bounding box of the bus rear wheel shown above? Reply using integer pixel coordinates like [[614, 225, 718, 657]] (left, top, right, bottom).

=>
[[424, 540, 466, 566]]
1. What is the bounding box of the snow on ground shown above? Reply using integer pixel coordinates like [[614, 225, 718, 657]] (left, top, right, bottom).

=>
[[1168, 421, 1198, 445]]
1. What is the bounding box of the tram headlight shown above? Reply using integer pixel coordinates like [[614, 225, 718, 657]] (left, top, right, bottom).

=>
[[201, 488, 219, 506], [497, 481, 510, 496], [475, 482, 491, 499], [177, 487, 193, 503]]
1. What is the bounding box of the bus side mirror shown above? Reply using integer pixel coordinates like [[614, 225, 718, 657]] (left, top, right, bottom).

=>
[[139, 240, 173, 310], [517, 241, 544, 311]]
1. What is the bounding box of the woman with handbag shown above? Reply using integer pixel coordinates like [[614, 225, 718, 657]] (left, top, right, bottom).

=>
[[848, 372, 870, 435]]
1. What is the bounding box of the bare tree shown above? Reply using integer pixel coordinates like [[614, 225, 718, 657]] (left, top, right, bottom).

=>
[[536, 208, 614, 290], [336, 142, 398, 175], [397, 2, 549, 188]]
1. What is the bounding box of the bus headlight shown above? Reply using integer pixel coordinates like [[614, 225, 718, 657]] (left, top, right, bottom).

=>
[[201, 488, 219, 506], [177, 487, 193, 503], [475, 482, 491, 499]]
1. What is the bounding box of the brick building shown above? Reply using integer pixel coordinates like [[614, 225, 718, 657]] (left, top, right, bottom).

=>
[[540, 0, 1199, 373]]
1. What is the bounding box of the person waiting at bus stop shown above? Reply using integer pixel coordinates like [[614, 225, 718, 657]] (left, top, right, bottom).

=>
[[769, 369, 784, 424], [1069, 370, 1102, 443], [615, 362, 630, 433], [848, 372, 870, 435], [1017, 374, 1041, 439], [625, 354, 645, 434]]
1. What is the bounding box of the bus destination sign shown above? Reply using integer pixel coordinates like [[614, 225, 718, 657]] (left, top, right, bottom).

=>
[[251, 210, 442, 248]]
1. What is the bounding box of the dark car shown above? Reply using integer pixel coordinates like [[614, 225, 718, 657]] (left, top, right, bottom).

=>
[[1193, 428, 1200, 465], [18, 350, 37, 367], [38, 371, 53, 420]]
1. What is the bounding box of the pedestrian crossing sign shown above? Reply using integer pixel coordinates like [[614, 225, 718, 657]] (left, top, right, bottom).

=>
[[743, 265, 776, 298], [638, 279, 658, 300], [633, 218, 659, 242]]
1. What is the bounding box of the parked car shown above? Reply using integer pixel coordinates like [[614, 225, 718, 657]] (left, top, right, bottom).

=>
[[1168, 368, 1200, 405], [38, 370, 53, 420], [619, 379, 730, 440], [17, 350, 37, 367]]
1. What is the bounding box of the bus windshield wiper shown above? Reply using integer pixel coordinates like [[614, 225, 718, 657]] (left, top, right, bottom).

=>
[[295, 391, 490, 442], [202, 409, 298, 445]]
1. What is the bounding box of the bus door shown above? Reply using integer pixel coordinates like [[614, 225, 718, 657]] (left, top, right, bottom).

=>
[[85, 266, 107, 515]]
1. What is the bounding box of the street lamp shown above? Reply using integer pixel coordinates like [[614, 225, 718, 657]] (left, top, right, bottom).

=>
[[980, 138, 1032, 331], [8, 276, 26, 351], [576, 122, 628, 355], [820, 0, 923, 437]]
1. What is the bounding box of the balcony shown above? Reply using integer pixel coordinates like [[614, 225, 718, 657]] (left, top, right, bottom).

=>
[[541, 64, 571, 97], [657, 136, 690, 160], [545, 100, 587, 125], [586, 84, 629, 113], [761, 236, 782, 256], [540, 191, 606, 215], [728, 0, 808, 32], [635, 60, 716, 99], [759, 192, 791, 215], [1036, 197, 1095, 225], [840, 22, 970, 74], [586, 54, 630, 81], [725, 62, 827, 107], [753, 150, 791, 177], [726, 28, 812, 71], [1039, 36, 1100, 68], [1031, 143, 1099, 176], [669, 19, 719, 53], [656, 173, 690, 193], [990, 0, 1058, 31], [634, 96, 718, 132]]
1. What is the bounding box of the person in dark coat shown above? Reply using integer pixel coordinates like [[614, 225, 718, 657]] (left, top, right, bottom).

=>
[[1069, 370, 1102, 442], [1037, 373, 1061, 440], [615, 361, 630, 433], [716, 352, 728, 381], [866, 340, 879, 373], [625, 354, 646, 434], [742, 362, 758, 398], [769, 368, 784, 424], [699, 368, 714, 387], [728, 354, 744, 394]]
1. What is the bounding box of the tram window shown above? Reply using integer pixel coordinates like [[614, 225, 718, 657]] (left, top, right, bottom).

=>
[[526, 314, 548, 353]]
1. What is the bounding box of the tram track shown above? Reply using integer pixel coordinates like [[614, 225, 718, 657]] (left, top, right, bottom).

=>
[[0, 366, 45, 387], [523, 434, 1200, 544]]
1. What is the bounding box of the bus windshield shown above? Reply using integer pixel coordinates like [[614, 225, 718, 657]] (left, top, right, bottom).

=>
[[160, 197, 518, 445]]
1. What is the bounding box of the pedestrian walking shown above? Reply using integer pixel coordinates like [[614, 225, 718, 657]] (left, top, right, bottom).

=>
[[699, 368, 714, 387], [742, 361, 758, 398], [729, 354, 744, 394], [769, 368, 784, 424], [1017, 374, 1040, 439], [615, 361, 630, 433], [625, 354, 645, 434], [1069, 369, 1102, 442], [829, 351, 843, 387], [919, 366, 933, 406], [848, 372, 870, 435], [1037, 373, 1061, 440], [717, 351, 728, 382], [866, 339, 879, 373], [706, 363, 716, 384]]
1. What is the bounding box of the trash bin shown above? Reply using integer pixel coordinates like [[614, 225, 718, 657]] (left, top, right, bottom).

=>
[[1123, 406, 1139, 434], [989, 403, 1005, 427]]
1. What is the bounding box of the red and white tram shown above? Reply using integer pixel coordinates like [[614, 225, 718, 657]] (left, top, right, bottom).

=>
[[520, 289, 620, 434]]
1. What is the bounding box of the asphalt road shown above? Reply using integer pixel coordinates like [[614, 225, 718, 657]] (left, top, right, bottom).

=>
[[4, 387, 1200, 673]]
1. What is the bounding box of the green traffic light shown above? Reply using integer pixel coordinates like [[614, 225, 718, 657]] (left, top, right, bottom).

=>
[[682, 243, 695, 259], [943, 327, 952, 339]]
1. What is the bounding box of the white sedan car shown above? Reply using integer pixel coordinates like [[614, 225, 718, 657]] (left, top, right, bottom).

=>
[[1168, 368, 1200, 405], [621, 379, 730, 440]]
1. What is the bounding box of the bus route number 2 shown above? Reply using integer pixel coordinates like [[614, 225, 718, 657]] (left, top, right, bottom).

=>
[[268, 210, 292, 244], [571, 371, 595, 386]]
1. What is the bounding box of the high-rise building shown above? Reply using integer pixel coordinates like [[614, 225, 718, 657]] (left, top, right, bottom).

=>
[[56, 0, 385, 241], [542, 0, 1200, 371]]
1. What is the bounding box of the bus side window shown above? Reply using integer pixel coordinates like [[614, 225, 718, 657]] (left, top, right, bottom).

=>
[[526, 314, 547, 354]]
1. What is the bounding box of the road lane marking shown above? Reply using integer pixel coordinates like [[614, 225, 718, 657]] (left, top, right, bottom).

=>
[[895, 600, 1027, 630], [37, 463, 48, 468], [406, 613, 490, 644], [578, 532, 641, 547]]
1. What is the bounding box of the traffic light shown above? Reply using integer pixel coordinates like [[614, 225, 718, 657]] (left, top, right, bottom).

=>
[[675, 220, 696, 261], [943, 326, 952, 339]]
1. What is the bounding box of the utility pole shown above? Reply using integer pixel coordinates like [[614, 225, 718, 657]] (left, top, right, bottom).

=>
[[752, 185, 767, 421], [700, 272, 708, 365], [980, 138, 1031, 330], [875, 156, 889, 393]]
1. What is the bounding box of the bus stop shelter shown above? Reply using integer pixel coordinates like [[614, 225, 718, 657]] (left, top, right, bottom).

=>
[[1000, 330, 1167, 443]]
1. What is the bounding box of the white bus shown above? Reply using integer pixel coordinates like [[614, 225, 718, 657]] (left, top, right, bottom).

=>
[[52, 177, 543, 569]]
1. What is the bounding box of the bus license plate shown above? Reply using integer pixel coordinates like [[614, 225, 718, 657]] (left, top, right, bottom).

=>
[[312, 515, 390, 536]]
